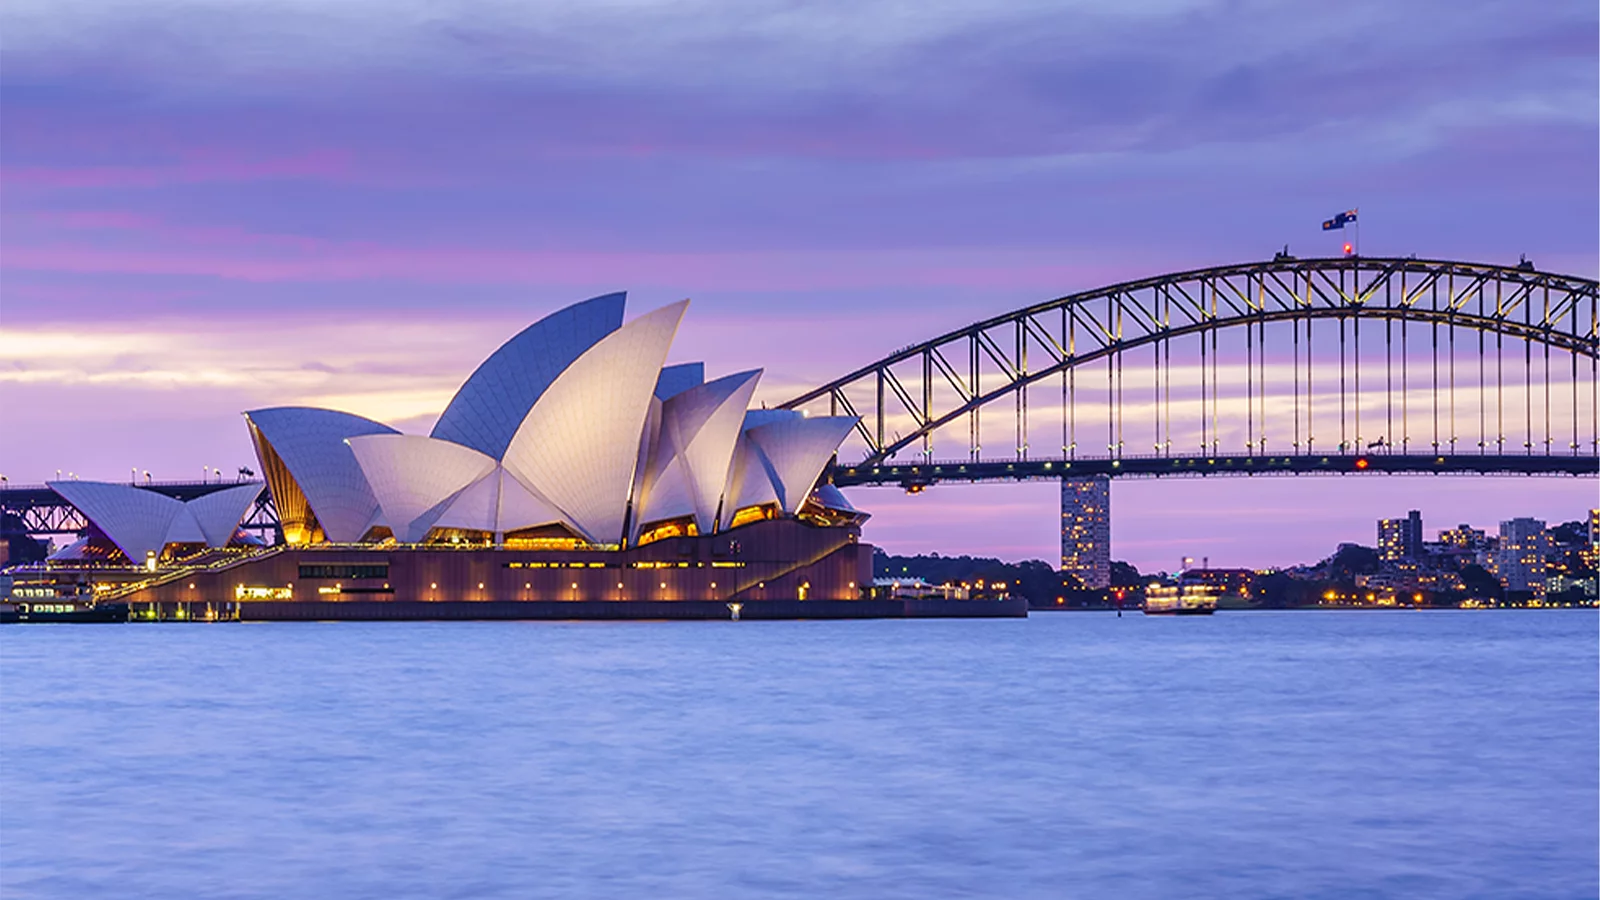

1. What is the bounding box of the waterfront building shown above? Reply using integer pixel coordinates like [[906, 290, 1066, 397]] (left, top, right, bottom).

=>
[[20, 293, 918, 619], [1378, 510, 1423, 560], [1060, 476, 1110, 590], [1491, 517, 1552, 597]]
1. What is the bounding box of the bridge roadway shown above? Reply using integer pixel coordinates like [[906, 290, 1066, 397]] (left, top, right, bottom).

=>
[[1, 453, 1595, 537], [830, 453, 1598, 489]]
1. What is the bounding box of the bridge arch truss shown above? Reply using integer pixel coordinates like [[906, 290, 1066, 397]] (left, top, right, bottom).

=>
[[781, 257, 1598, 474]]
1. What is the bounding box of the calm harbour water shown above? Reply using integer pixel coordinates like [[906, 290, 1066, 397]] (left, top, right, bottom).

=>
[[2, 611, 1595, 899]]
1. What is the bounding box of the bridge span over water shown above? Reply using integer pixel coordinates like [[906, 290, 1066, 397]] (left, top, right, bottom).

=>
[[780, 255, 1597, 480], [778, 255, 1597, 584], [3, 257, 1596, 569]]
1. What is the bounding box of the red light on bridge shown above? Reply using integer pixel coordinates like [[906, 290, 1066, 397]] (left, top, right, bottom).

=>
[[1342, 242, 1354, 256], [1354, 457, 1370, 470]]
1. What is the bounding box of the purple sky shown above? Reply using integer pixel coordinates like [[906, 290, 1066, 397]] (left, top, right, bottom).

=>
[[2, 0, 1596, 571]]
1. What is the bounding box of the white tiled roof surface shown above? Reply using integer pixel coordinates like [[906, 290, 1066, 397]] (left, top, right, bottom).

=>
[[244, 407, 399, 542], [653, 362, 705, 401], [745, 415, 859, 513], [638, 369, 762, 533], [431, 292, 625, 460], [347, 434, 497, 542], [491, 469, 571, 534], [186, 482, 265, 545], [49, 480, 188, 563], [164, 507, 208, 544], [501, 300, 688, 544], [47, 480, 260, 562], [721, 433, 779, 528]]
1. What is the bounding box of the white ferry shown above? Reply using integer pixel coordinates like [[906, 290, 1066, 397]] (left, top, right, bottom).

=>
[[1143, 583, 1218, 616]]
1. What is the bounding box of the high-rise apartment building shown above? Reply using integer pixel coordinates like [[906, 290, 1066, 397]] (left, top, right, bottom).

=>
[[1493, 517, 1551, 596], [1061, 476, 1110, 590], [1378, 509, 1423, 560]]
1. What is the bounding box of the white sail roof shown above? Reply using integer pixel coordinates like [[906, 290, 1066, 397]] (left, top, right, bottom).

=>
[[431, 292, 626, 460], [429, 467, 571, 535], [50, 481, 186, 563], [812, 482, 862, 514], [718, 409, 798, 526], [638, 369, 762, 533], [654, 362, 705, 401], [720, 433, 778, 529], [164, 507, 208, 545], [47, 480, 258, 563], [346, 434, 498, 542], [186, 482, 265, 546], [245, 407, 399, 543], [493, 470, 571, 533], [501, 300, 689, 544], [744, 415, 858, 513]]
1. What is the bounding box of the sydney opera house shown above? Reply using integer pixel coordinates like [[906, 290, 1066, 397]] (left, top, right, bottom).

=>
[[29, 294, 889, 620]]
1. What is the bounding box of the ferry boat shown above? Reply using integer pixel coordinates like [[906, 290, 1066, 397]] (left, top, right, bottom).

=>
[[0, 599, 128, 624], [1143, 583, 1217, 616]]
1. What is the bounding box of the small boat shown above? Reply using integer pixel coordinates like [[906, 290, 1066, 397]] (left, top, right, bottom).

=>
[[0, 599, 128, 624], [1143, 583, 1217, 616]]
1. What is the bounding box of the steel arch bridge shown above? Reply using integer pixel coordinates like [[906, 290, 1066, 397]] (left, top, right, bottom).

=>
[[780, 256, 1599, 487]]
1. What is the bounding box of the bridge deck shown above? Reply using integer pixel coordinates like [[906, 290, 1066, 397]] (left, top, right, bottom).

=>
[[831, 453, 1598, 487]]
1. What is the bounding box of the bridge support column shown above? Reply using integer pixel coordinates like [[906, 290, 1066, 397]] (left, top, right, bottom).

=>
[[1061, 476, 1110, 590]]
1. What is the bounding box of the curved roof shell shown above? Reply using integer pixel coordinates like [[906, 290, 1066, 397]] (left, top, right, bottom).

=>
[[637, 369, 762, 533], [654, 362, 705, 401], [49, 480, 186, 563], [433, 468, 569, 535], [811, 482, 861, 514], [744, 415, 859, 514], [431, 292, 626, 460], [346, 435, 498, 543], [501, 300, 689, 544], [244, 407, 399, 543], [719, 410, 796, 526], [46, 481, 262, 563], [186, 483, 265, 546]]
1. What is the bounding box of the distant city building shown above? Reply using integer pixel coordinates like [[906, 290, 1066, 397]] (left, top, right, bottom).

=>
[[1378, 509, 1423, 560], [1438, 523, 1490, 551], [1180, 566, 1254, 598], [1492, 517, 1551, 596], [1547, 572, 1599, 602], [1060, 476, 1110, 590], [1581, 510, 1600, 574]]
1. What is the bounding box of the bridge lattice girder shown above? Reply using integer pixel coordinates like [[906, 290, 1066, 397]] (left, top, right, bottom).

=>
[[780, 257, 1598, 466]]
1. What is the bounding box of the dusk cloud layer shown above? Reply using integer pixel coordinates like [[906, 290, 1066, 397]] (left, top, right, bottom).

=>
[[3, 0, 1595, 568]]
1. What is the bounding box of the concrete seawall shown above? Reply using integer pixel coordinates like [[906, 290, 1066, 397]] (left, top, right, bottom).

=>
[[230, 598, 909, 621], [121, 596, 1029, 621]]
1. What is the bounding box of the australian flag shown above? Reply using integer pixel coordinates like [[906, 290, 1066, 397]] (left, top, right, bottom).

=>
[[1322, 208, 1358, 231]]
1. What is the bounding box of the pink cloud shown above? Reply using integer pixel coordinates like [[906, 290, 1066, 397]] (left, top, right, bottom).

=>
[[2, 223, 1159, 293], [0, 150, 354, 190]]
